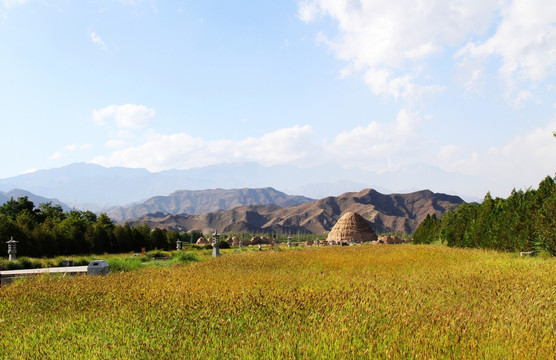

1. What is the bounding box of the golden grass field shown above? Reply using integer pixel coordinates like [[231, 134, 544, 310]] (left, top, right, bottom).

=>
[[1, 245, 555, 359]]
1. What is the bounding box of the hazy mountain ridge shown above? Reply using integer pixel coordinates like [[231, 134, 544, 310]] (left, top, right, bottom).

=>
[[0, 189, 71, 212], [106, 188, 314, 221], [0, 162, 484, 209], [123, 188, 464, 235]]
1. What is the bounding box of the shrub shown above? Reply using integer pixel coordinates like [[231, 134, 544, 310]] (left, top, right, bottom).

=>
[[17, 257, 43, 269], [74, 257, 92, 266], [173, 252, 199, 263], [106, 258, 143, 272], [0, 259, 23, 270], [146, 249, 172, 258]]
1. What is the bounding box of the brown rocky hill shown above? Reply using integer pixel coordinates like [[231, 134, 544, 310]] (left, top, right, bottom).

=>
[[122, 188, 463, 235], [107, 187, 313, 222]]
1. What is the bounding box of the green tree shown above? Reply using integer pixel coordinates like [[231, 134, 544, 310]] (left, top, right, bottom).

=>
[[413, 214, 438, 244], [151, 227, 167, 250], [37, 202, 66, 222], [114, 223, 134, 253], [0, 196, 37, 220], [0, 213, 16, 245], [535, 176, 556, 255], [132, 223, 152, 250], [166, 230, 180, 250]]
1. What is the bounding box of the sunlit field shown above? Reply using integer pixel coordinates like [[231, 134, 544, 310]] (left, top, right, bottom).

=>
[[1, 245, 555, 359]]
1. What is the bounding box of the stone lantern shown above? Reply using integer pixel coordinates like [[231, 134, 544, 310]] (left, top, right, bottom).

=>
[[212, 230, 221, 257], [176, 239, 182, 251], [287, 235, 292, 248], [6, 236, 18, 261]]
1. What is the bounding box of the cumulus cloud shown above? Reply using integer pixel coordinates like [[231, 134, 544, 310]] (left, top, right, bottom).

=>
[[300, 0, 556, 104], [363, 68, 444, 100], [63, 144, 92, 152], [89, 31, 107, 51], [91, 125, 317, 171], [49, 152, 63, 160], [325, 108, 428, 171], [92, 104, 155, 129], [49, 143, 92, 161], [298, 0, 500, 100], [91, 110, 434, 174], [1, 0, 28, 9], [437, 121, 556, 195], [456, 0, 556, 102]]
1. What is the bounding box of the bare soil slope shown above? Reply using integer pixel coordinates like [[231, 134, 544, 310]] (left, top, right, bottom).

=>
[[123, 188, 463, 234]]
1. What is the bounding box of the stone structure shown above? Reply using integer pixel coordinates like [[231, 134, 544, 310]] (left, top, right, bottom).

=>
[[326, 212, 378, 244], [377, 235, 404, 244], [6, 236, 18, 261], [212, 230, 221, 257], [87, 260, 109, 275], [196, 236, 209, 245]]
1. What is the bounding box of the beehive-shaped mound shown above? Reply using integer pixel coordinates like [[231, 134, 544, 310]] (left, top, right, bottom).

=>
[[196, 236, 209, 245], [326, 212, 378, 243]]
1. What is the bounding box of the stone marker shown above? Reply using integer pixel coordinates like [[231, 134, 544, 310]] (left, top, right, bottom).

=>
[[6, 236, 18, 261], [212, 230, 221, 257], [87, 260, 109, 275]]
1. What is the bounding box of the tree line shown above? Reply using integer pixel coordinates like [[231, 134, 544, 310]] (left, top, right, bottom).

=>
[[413, 175, 556, 256], [0, 197, 203, 258]]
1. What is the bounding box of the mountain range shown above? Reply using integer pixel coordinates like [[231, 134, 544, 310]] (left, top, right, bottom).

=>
[[0, 164, 464, 235], [123, 188, 464, 235], [0, 189, 71, 212], [106, 188, 313, 222], [0, 162, 483, 210]]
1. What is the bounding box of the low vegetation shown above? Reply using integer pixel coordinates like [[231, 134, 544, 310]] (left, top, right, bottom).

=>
[[1, 245, 554, 359], [0, 196, 326, 259]]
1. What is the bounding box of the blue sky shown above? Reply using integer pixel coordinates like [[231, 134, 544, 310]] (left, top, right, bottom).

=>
[[1, 0, 555, 198]]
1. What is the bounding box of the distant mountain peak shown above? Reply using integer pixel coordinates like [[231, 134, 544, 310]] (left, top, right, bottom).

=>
[[123, 188, 464, 235], [106, 187, 314, 222]]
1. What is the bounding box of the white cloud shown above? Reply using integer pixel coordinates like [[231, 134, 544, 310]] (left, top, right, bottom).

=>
[[326, 108, 427, 171], [92, 125, 317, 171], [1, 0, 27, 9], [299, 0, 500, 100], [92, 104, 155, 129], [49, 152, 63, 160], [62, 143, 92, 152], [437, 121, 556, 195], [105, 139, 129, 149], [363, 68, 444, 100], [91, 110, 435, 174], [49, 143, 92, 161], [456, 0, 556, 102], [89, 31, 107, 51], [301, 0, 556, 105], [118, 0, 139, 6]]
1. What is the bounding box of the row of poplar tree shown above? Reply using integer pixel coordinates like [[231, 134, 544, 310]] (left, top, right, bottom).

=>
[[413, 175, 556, 256], [0, 197, 203, 258]]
